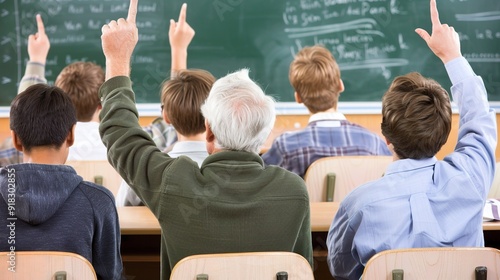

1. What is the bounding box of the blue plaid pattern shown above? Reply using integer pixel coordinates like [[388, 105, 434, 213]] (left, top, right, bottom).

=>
[[262, 120, 391, 177]]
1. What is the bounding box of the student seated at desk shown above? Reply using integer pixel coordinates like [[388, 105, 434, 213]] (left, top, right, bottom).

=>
[[116, 69, 214, 206], [99, 2, 313, 278], [261, 45, 390, 178], [326, 0, 497, 279], [0, 84, 123, 280]]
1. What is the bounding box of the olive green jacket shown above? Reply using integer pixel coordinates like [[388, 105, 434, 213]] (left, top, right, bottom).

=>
[[99, 76, 313, 279]]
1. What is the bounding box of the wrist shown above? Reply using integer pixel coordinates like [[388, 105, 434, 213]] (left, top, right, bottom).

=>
[[171, 49, 188, 71], [105, 59, 131, 80], [29, 57, 46, 65], [439, 52, 462, 64]]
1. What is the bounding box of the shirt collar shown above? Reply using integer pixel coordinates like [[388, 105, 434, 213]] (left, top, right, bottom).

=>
[[385, 157, 438, 175], [309, 111, 347, 123], [170, 141, 207, 154]]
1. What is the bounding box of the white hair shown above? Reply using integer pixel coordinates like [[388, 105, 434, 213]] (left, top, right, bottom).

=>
[[201, 69, 276, 153]]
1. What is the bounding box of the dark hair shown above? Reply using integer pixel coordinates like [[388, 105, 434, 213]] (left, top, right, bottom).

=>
[[10, 84, 77, 152], [289, 45, 343, 113], [161, 69, 215, 136], [381, 72, 452, 159], [55, 62, 104, 121]]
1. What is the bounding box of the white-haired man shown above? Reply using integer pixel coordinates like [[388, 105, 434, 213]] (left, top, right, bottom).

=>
[[98, 1, 313, 279]]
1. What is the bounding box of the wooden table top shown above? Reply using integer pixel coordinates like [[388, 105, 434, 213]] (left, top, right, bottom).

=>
[[118, 203, 500, 235]]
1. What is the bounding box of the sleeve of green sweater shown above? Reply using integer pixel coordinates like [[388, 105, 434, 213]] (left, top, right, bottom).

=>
[[98, 76, 174, 215]]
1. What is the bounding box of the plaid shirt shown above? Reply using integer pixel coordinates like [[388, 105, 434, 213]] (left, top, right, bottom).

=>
[[262, 112, 391, 178], [143, 117, 177, 152], [0, 148, 22, 167]]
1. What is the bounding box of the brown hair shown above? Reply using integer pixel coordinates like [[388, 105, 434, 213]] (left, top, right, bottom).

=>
[[381, 72, 452, 159], [289, 45, 343, 113], [55, 62, 104, 122], [161, 69, 215, 136]]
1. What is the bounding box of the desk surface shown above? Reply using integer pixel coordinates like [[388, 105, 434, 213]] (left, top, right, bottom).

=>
[[118, 203, 500, 235]]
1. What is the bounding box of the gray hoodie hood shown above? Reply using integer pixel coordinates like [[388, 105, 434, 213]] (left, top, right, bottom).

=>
[[0, 164, 82, 225]]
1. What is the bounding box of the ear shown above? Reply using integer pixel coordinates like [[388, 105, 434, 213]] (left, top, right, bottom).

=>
[[294, 92, 303, 104], [205, 120, 215, 154], [205, 120, 215, 143], [339, 79, 345, 93], [66, 125, 76, 147], [11, 131, 23, 152]]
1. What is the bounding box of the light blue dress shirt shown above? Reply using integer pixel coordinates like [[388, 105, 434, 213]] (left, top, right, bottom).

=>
[[326, 57, 497, 280]]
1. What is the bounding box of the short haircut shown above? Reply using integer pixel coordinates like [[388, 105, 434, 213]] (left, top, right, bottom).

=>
[[289, 45, 343, 113], [10, 84, 77, 153], [55, 62, 104, 122], [201, 69, 276, 153], [161, 69, 215, 136], [381, 72, 452, 159]]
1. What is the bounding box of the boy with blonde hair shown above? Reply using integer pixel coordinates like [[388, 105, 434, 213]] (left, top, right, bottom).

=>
[[262, 45, 390, 177]]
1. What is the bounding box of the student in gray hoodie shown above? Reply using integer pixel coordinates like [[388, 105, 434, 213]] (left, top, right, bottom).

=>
[[0, 84, 123, 280]]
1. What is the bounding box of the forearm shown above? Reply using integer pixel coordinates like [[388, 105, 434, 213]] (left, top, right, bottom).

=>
[[105, 59, 131, 81], [447, 57, 497, 193], [17, 62, 46, 94], [171, 48, 187, 78], [99, 76, 173, 211]]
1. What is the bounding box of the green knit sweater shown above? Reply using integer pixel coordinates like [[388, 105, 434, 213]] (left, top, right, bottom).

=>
[[99, 76, 313, 279]]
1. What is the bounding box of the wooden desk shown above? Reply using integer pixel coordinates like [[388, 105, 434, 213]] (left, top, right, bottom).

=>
[[118, 206, 160, 235], [118, 203, 500, 234], [118, 204, 500, 280]]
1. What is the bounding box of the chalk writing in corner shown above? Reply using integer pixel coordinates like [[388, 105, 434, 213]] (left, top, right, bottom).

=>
[[90, 4, 104, 13], [68, 5, 84, 14], [64, 21, 82, 31], [463, 53, 500, 62], [285, 18, 381, 39], [47, 5, 62, 16], [455, 11, 500, 21], [50, 35, 85, 44], [300, 0, 322, 10]]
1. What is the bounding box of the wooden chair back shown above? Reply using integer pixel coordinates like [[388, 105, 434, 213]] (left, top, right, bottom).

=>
[[304, 156, 393, 202], [362, 247, 500, 280], [0, 251, 96, 280], [66, 160, 122, 197], [170, 252, 314, 280]]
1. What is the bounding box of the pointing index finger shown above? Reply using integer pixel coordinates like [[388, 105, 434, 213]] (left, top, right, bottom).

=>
[[36, 14, 45, 34], [127, 0, 138, 23], [178, 3, 187, 24], [430, 0, 441, 27]]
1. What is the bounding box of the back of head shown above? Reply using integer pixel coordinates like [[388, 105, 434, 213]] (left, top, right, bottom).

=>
[[289, 45, 343, 113], [55, 61, 104, 122], [381, 72, 452, 159], [201, 69, 276, 153], [161, 69, 215, 136], [10, 84, 77, 153]]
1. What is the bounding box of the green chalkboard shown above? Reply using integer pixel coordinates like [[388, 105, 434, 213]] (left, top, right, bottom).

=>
[[1, 0, 499, 107]]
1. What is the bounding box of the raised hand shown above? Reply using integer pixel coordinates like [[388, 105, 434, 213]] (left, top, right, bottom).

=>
[[169, 3, 195, 72], [28, 14, 50, 64], [101, 0, 139, 79], [415, 0, 461, 64]]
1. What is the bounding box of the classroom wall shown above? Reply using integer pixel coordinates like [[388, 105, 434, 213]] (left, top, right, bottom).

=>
[[1, 114, 499, 160]]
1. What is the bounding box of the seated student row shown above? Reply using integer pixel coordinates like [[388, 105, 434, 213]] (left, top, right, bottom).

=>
[[1, 0, 497, 280]]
